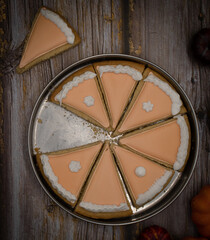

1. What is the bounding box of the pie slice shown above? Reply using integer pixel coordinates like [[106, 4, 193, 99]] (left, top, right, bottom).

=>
[[111, 145, 174, 207], [17, 7, 80, 73], [75, 142, 132, 219], [113, 68, 186, 136], [36, 141, 103, 207], [119, 115, 191, 171], [93, 61, 145, 130], [50, 65, 110, 130]]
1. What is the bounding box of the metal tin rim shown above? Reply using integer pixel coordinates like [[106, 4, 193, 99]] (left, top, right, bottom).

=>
[[28, 54, 199, 226]]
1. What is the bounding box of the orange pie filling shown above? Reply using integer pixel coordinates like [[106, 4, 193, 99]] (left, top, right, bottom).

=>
[[112, 145, 173, 206], [120, 115, 189, 171], [54, 70, 110, 128], [40, 142, 103, 203], [19, 7, 75, 68], [97, 65, 143, 128], [118, 72, 183, 133], [79, 144, 129, 212]]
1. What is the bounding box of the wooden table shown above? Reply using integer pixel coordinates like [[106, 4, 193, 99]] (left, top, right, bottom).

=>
[[1, 0, 210, 239]]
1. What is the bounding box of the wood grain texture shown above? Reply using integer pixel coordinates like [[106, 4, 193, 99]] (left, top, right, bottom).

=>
[[0, 0, 209, 239]]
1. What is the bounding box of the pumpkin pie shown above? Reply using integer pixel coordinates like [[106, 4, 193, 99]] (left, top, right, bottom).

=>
[[111, 145, 174, 207], [75, 142, 132, 219], [17, 7, 80, 73], [113, 68, 186, 136], [93, 61, 145, 130], [36, 141, 103, 207], [35, 61, 191, 220], [50, 65, 111, 130], [119, 115, 191, 171]]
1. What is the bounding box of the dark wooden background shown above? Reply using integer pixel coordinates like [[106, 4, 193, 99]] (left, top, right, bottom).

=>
[[0, 0, 210, 239]]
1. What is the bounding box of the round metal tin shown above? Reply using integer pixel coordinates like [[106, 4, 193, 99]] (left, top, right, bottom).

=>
[[28, 54, 199, 225]]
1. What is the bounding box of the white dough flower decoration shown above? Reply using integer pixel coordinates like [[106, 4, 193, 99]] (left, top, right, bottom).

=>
[[142, 101, 154, 112], [84, 96, 95, 107], [69, 161, 81, 172]]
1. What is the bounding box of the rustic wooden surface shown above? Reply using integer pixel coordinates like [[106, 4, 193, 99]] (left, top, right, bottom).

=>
[[0, 0, 210, 239]]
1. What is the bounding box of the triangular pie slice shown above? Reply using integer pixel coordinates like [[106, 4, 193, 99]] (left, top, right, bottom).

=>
[[113, 68, 186, 136], [50, 65, 110, 130], [93, 61, 145, 130], [119, 115, 191, 171], [17, 7, 80, 73], [75, 142, 132, 219], [111, 145, 174, 208], [36, 141, 103, 207]]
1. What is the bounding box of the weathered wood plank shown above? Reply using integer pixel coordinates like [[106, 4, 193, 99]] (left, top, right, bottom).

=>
[[126, 0, 210, 239], [0, 0, 7, 238], [1, 0, 123, 239]]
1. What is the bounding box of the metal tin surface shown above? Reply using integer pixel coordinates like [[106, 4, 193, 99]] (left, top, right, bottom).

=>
[[28, 54, 199, 225]]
